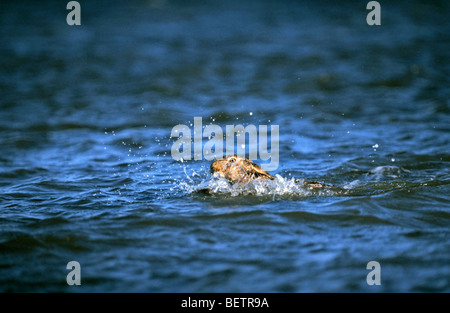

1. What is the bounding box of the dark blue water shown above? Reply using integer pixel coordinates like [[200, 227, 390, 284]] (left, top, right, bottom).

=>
[[1, 0, 449, 292]]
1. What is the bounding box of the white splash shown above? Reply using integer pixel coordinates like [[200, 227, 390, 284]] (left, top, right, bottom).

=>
[[369, 165, 410, 179], [183, 173, 333, 197]]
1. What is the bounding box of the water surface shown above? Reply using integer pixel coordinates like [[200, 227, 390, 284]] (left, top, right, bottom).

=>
[[0, 0, 449, 292]]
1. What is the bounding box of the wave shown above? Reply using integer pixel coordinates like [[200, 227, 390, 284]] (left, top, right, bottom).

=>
[[176, 170, 334, 197], [172, 162, 449, 200]]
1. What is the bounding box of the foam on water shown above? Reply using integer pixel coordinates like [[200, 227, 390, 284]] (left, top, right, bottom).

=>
[[156, 157, 445, 202], [369, 165, 411, 179], [175, 167, 334, 197], [172, 162, 419, 198]]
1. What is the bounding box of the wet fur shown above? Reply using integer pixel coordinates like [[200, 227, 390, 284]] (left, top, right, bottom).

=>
[[210, 155, 329, 188]]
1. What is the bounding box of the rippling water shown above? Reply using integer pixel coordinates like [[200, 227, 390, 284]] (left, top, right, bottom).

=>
[[1, 0, 449, 292]]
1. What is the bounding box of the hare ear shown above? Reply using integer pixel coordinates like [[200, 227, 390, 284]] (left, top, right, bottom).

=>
[[253, 168, 275, 180], [244, 159, 275, 180]]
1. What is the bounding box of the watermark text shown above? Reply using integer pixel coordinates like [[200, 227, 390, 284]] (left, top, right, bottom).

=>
[[170, 117, 279, 171]]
